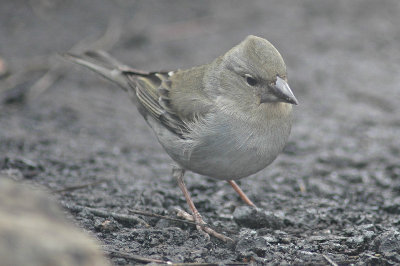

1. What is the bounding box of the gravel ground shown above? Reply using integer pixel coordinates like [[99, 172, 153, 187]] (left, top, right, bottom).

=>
[[1, 0, 400, 265]]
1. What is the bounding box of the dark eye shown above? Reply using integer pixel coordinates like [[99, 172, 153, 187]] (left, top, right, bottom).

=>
[[245, 75, 258, 86]]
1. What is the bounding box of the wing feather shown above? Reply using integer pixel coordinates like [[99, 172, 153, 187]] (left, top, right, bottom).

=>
[[64, 50, 209, 139], [125, 71, 189, 138]]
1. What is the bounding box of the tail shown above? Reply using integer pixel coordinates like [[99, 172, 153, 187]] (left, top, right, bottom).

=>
[[61, 51, 131, 90]]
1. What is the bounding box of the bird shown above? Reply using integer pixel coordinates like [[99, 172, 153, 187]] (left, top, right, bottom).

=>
[[63, 35, 298, 241]]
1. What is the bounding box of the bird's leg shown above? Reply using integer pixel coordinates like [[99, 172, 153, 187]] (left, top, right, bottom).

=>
[[227, 180, 256, 207], [172, 166, 232, 242]]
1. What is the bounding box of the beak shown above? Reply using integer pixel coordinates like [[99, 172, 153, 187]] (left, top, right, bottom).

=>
[[270, 76, 298, 105]]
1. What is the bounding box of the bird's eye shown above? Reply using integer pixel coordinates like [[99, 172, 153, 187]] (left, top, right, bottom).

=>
[[245, 75, 258, 86]]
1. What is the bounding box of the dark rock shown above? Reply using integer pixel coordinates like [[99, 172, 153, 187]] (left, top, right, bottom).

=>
[[233, 206, 283, 229], [235, 229, 272, 260], [373, 230, 400, 254], [0, 157, 43, 179], [383, 197, 400, 214], [346, 235, 365, 249], [94, 217, 121, 233]]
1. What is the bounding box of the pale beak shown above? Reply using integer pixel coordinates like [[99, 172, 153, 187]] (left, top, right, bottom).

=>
[[270, 76, 298, 105]]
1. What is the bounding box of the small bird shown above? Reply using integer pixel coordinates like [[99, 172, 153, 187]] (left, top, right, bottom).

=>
[[64, 35, 298, 241]]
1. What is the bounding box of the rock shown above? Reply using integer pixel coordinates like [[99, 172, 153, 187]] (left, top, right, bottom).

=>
[[373, 229, 400, 254], [346, 235, 365, 249], [0, 157, 44, 179], [0, 176, 110, 266], [233, 206, 283, 229], [383, 197, 400, 214], [235, 229, 271, 259]]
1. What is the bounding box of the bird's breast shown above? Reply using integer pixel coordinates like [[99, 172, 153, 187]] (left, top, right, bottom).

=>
[[177, 104, 293, 180]]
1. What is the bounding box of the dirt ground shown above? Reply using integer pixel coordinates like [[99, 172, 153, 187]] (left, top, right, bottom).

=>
[[1, 0, 400, 265]]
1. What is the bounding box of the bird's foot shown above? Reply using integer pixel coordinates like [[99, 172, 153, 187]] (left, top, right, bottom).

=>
[[175, 208, 232, 242]]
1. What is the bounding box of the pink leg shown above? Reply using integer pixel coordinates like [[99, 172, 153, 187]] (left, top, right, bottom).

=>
[[227, 180, 256, 207], [172, 167, 232, 242]]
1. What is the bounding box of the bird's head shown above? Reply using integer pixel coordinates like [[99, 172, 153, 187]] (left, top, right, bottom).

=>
[[210, 35, 298, 107]]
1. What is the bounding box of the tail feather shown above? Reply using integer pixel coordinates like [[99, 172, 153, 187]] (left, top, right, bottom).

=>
[[84, 50, 127, 69], [61, 51, 130, 90]]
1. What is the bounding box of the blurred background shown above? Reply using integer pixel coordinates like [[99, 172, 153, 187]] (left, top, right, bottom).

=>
[[1, 0, 399, 265]]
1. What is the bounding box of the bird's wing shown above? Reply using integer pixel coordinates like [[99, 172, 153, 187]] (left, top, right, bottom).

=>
[[63, 51, 211, 139], [124, 70, 192, 138]]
